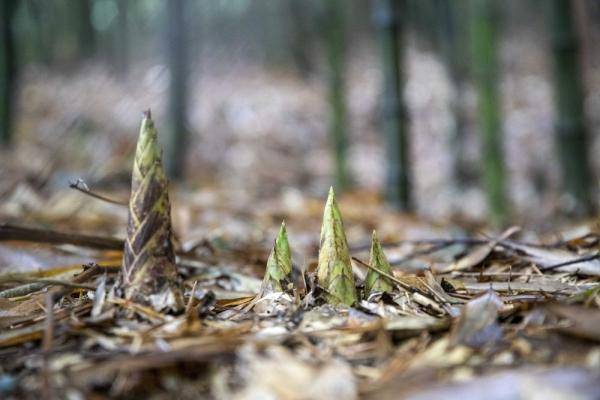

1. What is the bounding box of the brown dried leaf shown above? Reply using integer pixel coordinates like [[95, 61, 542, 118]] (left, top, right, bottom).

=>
[[547, 304, 600, 342], [450, 290, 503, 348]]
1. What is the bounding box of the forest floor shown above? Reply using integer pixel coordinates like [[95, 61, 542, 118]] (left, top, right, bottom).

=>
[[1, 178, 599, 399], [1, 45, 600, 399]]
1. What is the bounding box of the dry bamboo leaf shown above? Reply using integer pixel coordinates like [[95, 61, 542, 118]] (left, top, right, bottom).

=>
[[547, 304, 600, 342], [384, 314, 450, 336], [450, 290, 503, 348], [0, 323, 44, 347], [444, 227, 519, 272], [91, 275, 107, 318], [0, 243, 93, 274], [0, 298, 28, 327], [502, 241, 600, 276], [462, 280, 592, 294]]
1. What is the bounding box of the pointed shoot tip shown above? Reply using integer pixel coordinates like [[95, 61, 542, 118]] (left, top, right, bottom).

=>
[[278, 220, 287, 236], [326, 186, 336, 204]]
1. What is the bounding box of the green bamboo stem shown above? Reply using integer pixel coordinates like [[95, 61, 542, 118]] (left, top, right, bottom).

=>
[[374, 0, 411, 210], [469, 0, 507, 226], [165, 0, 190, 181], [549, 0, 594, 215], [0, 0, 17, 147], [324, 0, 350, 191], [436, 0, 471, 187]]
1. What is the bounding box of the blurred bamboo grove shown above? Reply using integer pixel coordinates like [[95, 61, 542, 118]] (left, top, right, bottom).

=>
[[0, 0, 599, 225]]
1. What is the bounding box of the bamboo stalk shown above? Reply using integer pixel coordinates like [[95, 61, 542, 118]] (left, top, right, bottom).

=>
[[549, 0, 594, 215], [374, 0, 411, 210], [469, 0, 507, 225]]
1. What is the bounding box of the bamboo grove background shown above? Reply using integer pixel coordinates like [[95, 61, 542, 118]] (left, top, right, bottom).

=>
[[0, 0, 599, 227]]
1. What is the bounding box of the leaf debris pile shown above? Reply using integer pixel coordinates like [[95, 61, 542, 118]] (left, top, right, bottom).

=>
[[1, 115, 599, 399], [2, 212, 599, 398]]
